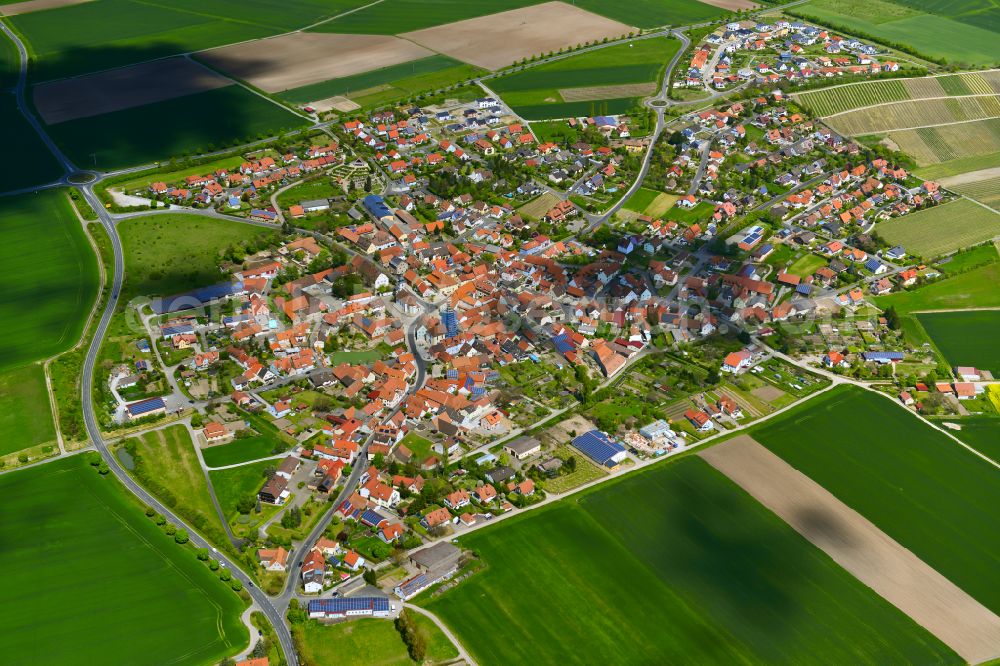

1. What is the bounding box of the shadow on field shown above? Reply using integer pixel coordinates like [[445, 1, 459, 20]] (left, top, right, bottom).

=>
[[26, 44, 305, 171], [583, 460, 832, 647], [794, 505, 859, 549]]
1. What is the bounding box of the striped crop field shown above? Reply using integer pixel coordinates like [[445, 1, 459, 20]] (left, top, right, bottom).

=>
[[794, 79, 910, 116], [876, 199, 1000, 258], [952, 176, 1000, 209], [828, 95, 1000, 135], [903, 76, 946, 98], [886, 117, 1000, 166]]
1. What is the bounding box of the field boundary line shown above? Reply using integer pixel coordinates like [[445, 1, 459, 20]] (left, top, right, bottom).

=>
[[835, 115, 1000, 136], [700, 435, 1000, 664], [792, 68, 1000, 99], [821, 93, 1000, 119]]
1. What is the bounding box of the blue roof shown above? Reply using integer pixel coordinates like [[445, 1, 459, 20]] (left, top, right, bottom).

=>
[[308, 597, 390, 614], [127, 397, 165, 416], [796, 283, 812, 295], [363, 194, 394, 219], [551, 333, 574, 354], [152, 281, 244, 315], [572, 430, 626, 467], [360, 509, 387, 527], [863, 351, 904, 361], [864, 258, 883, 272]]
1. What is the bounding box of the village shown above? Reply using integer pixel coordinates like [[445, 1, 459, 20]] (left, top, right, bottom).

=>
[[86, 30, 992, 640]]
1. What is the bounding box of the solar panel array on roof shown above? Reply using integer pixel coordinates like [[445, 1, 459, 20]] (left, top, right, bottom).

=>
[[360, 509, 387, 527], [571, 430, 626, 467], [152, 281, 244, 315], [862, 351, 904, 362], [126, 397, 166, 417], [396, 574, 430, 599], [551, 333, 574, 354], [308, 596, 390, 614]]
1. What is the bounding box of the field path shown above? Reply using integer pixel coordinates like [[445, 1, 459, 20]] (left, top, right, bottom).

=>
[[939, 166, 1000, 187], [404, 603, 478, 666], [701, 436, 1000, 665]]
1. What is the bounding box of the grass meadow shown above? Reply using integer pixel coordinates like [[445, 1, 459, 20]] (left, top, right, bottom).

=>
[[916, 310, 1000, 374], [0, 191, 98, 372], [125, 425, 231, 545], [876, 260, 1000, 312], [422, 456, 959, 665], [0, 364, 56, 457], [876, 199, 1000, 258], [489, 36, 679, 120], [46, 86, 308, 170], [0, 455, 247, 664], [210, 459, 274, 520], [117, 213, 275, 299], [751, 385, 1000, 615], [0, 93, 65, 190], [294, 615, 457, 666], [201, 435, 282, 468]]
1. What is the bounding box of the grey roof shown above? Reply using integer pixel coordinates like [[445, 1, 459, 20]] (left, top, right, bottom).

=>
[[410, 541, 462, 573]]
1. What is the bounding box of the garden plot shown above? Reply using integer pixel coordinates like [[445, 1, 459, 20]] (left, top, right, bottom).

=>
[[401, 2, 633, 71], [198, 32, 435, 93]]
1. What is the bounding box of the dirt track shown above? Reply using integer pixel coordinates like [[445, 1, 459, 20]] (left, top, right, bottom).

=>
[[198, 32, 434, 93], [33, 57, 232, 124], [402, 2, 633, 71], [0, 0, 90, 15], [560, 82, 656, 102], [939, 166, 1000, 187], [701, 435, 1000, 665]]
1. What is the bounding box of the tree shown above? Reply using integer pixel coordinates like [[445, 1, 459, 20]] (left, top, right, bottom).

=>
[[220, 569, 232, 582], [209, 559, 220, 571], [231, 578, 243, 592], [174, 529, 189, 544], [196, 548, 209, 561], [363, 568, 378, 585]]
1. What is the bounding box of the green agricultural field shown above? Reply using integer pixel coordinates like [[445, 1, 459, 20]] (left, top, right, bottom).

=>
[[0, 190, 99, 371], [791, 0, 1000, 65], [0, 455, 248, 664], [124, 425, 232, 547], [278, 54, 480, 103], [0, 31, 18, 90], [46, 86, 308, 170], [294, 615, 457, 666], [201, 435, 283, 468], [752, 385, 1000, 614], [0, 93, 65, 190], [0, 364, 56, 457], [422, 456, 960, 665], [117, 213, 276, 299], [490, 36, 679, 120], [917, 151, 1000, 179], [876, 199, 1000, 258], [210, 459, 273, 519], [10, 0, 368, 81], [344, 61, 483, 109], [916, 310, 1000, 374], [946, 415, 1000, 463], [876, 260, 1000, 312]]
